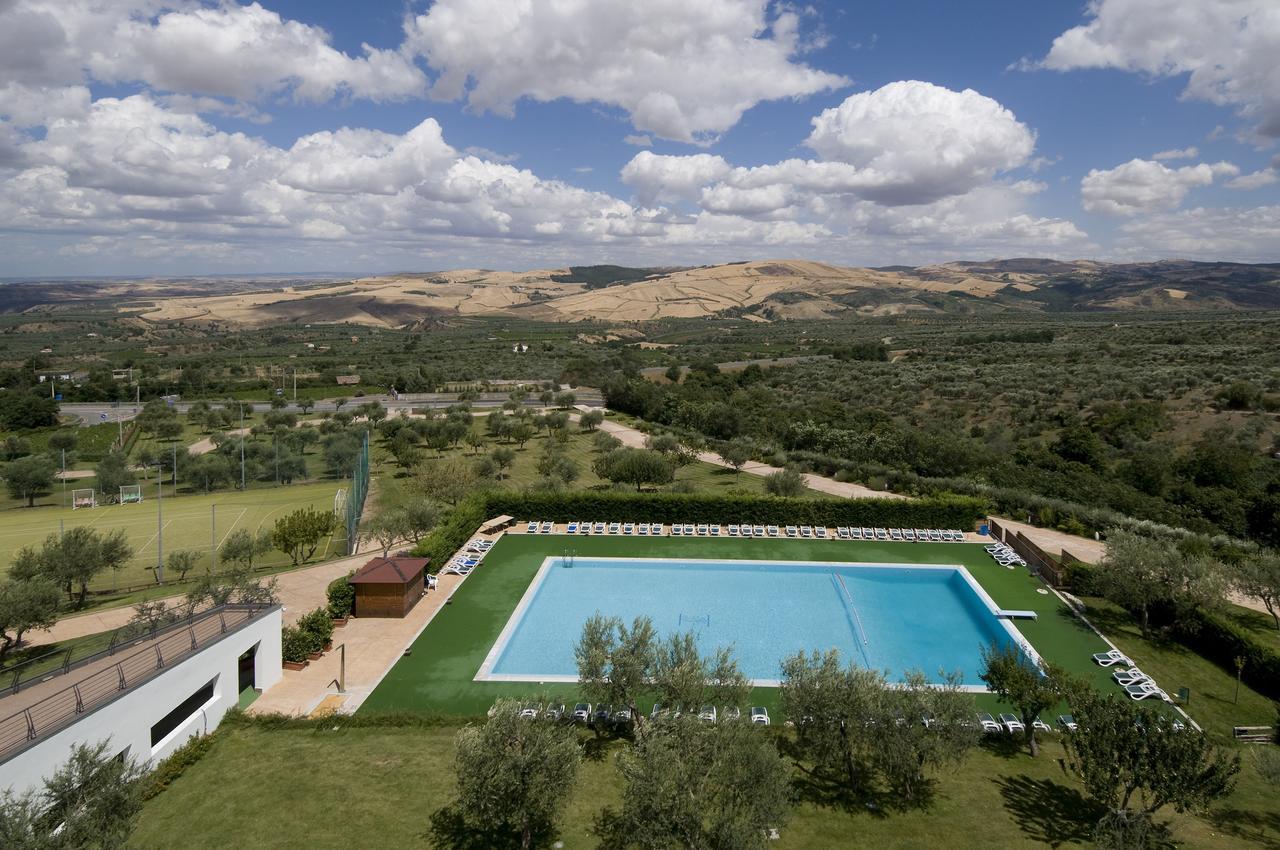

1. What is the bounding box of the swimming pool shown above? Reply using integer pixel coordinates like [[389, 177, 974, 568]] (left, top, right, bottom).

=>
[[476, 557, 1038, 689]]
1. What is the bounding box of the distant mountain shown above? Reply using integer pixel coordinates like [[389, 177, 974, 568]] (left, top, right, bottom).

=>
[[7, 260, 1279, 327]]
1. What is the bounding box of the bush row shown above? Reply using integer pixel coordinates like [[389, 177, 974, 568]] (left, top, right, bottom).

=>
[[413, 495, 490, 567], [281, 607, 335, 663], [481, 490, 985, 529], [1173, 609, 1280, 702]]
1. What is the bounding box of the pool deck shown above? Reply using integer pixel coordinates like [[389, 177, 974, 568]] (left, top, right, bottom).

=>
[[359, 532, 1121, 717]]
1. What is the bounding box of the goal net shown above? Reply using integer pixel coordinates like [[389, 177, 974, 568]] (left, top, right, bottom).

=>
[[72, 488, 96, 510], [334, 488, 348, 519], [119, 484, 143, 504]]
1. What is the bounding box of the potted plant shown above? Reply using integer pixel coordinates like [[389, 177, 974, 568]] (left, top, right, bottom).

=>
[[298, 607, 335, 659], [327, 573, 355, 626], [281, 625, 309, 671]]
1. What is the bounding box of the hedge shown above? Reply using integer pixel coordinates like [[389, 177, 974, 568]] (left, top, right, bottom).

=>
[[481, 490, 985, 530], [326, 572, 355, 619], [413, 494, 489, 568], [1173, 608, 1280, 701]]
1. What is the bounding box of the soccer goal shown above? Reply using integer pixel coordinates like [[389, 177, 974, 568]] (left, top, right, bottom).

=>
[[334, 488, 348, 519], [71, 488, 97, 510], [119, 484, 143, 504]]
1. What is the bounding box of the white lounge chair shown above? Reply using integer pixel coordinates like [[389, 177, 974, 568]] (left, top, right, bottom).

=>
[[608, 522, 621, 534], [698, 705, 717, 723], [623, 522, 635, 535], [890, 528, 904, 541], [525, 521, 538, 533], [1125, 682, 1170, 701], [754, 525, 766, 537], [1093, 649, 1131, 667], [539, 521, 553, 533], [799, 525, 813, 538], [1057, 714, 1078, 732], [999, 713, 1025, 733], [683, 524, 695, 535], [671, 524, 683, 536], [638, 523, 649, 535], [1032, 717, 1053, 733], [785, 525, 798, 538], [815, 527, 829, 539], [696, 524, 709, 536], [709, 524, 721, 537], [977, 713, 1002, 734], [903, 529, 916, 541], [593, 522, 605, 534], [874, 528, 889, 540], [836, 526, 850, 539], [653, 523, 665, 535], [750, 706, 769, 725], [1112, 668, 1149, 686], [728, 524, 740, 537], [566, 521, 579, 534]]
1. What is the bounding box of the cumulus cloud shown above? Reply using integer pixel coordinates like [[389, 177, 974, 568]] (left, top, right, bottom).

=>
[[1081, 158, 1239, 216], [0, 1, 426, 108], [1226, 169, 1278, 190], [403, 0, 847, 143], [621, 151, 732, 204], [1037, 0, 1280, 139], [804, 81, 1036, 205], [1112, 205, 1280, 262], [1152, 147, 1198, 161]]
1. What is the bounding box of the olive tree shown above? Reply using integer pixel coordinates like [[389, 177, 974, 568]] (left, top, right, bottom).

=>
[[1233, 550, 1280, 630], [763, 466, 806, 497], [593, 448, 674, 492], [3, 454, 55, 507], [979, 642, 1061, 756], [431, 699, 581, 850], [0, 576, 61, 663]]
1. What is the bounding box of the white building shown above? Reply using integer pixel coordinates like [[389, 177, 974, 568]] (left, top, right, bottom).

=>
[[0, 604, 282, 798]]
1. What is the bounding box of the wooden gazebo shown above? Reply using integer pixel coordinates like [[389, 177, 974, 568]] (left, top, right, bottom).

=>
[[348, 556, 429, 618]]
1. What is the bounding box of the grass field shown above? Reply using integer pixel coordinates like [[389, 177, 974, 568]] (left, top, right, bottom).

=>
[[127, 717, 1279, 850], [0, 481, 347, 591]]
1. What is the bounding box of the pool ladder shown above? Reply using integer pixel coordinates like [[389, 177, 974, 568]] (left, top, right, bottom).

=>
[[833, 573, 871, 665]]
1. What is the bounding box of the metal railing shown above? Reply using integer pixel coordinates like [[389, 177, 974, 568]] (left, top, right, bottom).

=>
[[0, 603, 276, 764]]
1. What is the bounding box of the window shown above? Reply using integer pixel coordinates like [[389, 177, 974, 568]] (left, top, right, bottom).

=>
[[150, 678, 216, 748]]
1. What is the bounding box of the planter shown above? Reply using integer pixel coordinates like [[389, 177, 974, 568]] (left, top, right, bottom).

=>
[[332, 617, 349, 628], [282, 660, 308, 671], [323, 640, 333, 652], [307, 651, 323, 661]]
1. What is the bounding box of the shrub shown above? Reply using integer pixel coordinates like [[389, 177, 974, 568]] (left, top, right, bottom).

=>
[[326, 573, 355, 619], [1172, 609, 1280, 701], [280, 625, 310, 663], [297, 607, 334, 653], [142, 730, 220, 800]]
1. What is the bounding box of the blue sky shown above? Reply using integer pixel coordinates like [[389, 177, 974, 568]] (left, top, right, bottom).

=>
[[1, 0, 1277, 275]]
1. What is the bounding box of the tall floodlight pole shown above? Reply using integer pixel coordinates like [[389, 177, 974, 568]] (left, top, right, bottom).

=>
[[292, 368, 297, 401], [211, 504, 217, 572], [61, 449, 66, 507], [172, 443, 177, 489], [156, 463, 164, 584], [239, 404, 246, 490]]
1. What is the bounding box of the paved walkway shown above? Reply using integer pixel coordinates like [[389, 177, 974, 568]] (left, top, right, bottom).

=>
[[993, 516, 1107, 564], [24, 551, 374, 648]]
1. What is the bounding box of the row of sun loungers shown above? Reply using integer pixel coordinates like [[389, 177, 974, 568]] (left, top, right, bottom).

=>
[[1093, 649, 1179, 706], [440, 538, 495, 576], [524, 521, 967, 541], [507, 701, 770, 726], [986, 542, 1027, 568]]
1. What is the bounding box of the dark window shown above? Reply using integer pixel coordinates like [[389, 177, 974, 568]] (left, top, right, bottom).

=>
[[150, 678, 216, 747]]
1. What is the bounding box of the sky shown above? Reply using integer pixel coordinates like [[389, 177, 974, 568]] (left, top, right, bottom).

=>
[[1, 0, 1279, 276]]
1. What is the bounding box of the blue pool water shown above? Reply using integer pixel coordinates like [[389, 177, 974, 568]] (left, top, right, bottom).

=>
[[484, 558, 1020, 686]]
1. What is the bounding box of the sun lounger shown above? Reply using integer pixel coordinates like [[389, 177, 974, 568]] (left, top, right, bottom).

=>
[[623, 522, 635, 535], [519, 703, 541, 719], [1125, 682, 1170, 702], [671, 524, 683, 536], [710, 524, 721, 536], [903, 529, 916, 541], [889, 528, 904, 541], [565, 521, 579, 534], [816, 527, 828, 539], [1058, 714, 1078, 732], [1032, 717, 1053, 733], [526, 521, 538, 533], [593, 522, 605, 534], [653, 523, 665, 535], [750, 706, 769, 725], [799, 526, 813, 538], [754, 525, 766, 537], [698, 705, 717, 723], [785, 525, 798, 538], [1112, 668, 1149, 686], [608, 522, 621, 534], [545, 704, 565, 721], [540, 521, 553, 533], [928, 529, 943, 542], [727, 524, 739, 537], [1093, 649, 1131, 667], [767, 525, 779, 537], [836, 526, 850, 539], [977, 713, 1002, 734], [999, 713, 1025, 733], [695, 524, 708, 536], [874, 528, 889, 540], [637, 523, 649, 535], [572, 703, 592, 722]]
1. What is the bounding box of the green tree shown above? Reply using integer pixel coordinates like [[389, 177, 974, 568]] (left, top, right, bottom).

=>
[[431, 699, 581, 850], [491, 447, 516, 479], [1233, 550, 1280, 630], [164, 550, 202, 582], [219, 528, 273, 569], [979, 642, 1060, 756], [553, 391, 576, 409], [1096, 529, 1225, 637], [592, 448, 675, 491], [575, 614, 657, 730], [464, 430, 487, 454], [47, 430, 78, 454], [154, 418, 184, 442], [415, 457, 480, 506], [720, 439, 752, 473], [3, 454, 55, 507], [1, 435, 30, 461], [1063, 690, 1239, 847], [595, 716, 791, 850], [271, 507, 335, 565], [0, 576, 61, 663], [763, 466, 805, 497], [364, 509, 411, 557], [94, 451, 137, 498], [874, 670, 978, 802], [579, 409, 605, 431], [510, 423, 535, 449], [13, 527, 133, 607], [0, 741, 146, 849]]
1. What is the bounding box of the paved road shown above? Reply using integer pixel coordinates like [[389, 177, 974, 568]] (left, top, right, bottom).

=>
[[61, 390, 603, 426]]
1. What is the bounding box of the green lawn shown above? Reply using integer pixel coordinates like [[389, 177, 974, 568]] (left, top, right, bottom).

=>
[[360, 535, 1126, 718], [0, 481, 347, 591], [128, 718, 1279, 850]]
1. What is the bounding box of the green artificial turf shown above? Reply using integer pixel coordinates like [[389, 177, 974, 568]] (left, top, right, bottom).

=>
[[359, 534, 1118, 718]]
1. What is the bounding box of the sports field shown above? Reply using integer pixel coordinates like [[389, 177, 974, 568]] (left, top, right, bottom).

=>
[[359, 534, 1122, 718], [0, 482, 347, 589]]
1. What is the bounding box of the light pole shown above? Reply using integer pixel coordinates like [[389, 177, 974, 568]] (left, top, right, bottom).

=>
[[239, 403, 246, 490], [155, 462, 164, 584]]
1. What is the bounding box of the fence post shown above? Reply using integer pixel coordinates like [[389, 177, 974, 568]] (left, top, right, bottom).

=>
[[62, 647, 74, 673], [117, 663, 128, 690], [73, 683, 85, 713], [188, 626, 198, 650], [24, 709, 36, 740], [153, 644, 164, 670]]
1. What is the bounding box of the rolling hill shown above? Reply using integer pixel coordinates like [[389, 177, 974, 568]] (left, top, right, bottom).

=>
[[6, 259, 1280, 329]]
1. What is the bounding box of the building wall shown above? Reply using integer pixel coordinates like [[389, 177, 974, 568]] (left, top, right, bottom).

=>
[[1, 608, 282, 798], [354, 577, 423, 618]]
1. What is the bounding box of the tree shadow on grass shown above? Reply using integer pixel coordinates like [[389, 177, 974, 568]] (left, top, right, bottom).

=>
[[426, 803, 559, 850], [994, 774, 1104, 847], [1206, 807, 1280, 849]]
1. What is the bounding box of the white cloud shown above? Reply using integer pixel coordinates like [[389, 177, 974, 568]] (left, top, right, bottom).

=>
[[623, 134, 653, 147], [805, 81, 1036, 205], [1113, 205, 1280, 262], [0, 83, 91, 127], [620, 151, 732, 204], [1081, 158, 1239, 216], [1152, 147, 1198, 161], [1226, 169, 1277, 190], [403, 0, 847, 144], [0, 1, 427, 109], [1038, 0, 1280, 139]]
